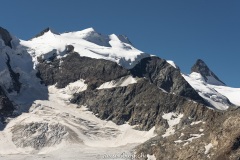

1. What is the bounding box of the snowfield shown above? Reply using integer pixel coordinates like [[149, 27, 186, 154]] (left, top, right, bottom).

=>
[[19, 28, 150, 69], [183, 72, 240, 109], [0, 83, 156, 159]]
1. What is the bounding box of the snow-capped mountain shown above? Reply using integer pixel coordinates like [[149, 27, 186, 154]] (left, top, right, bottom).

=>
[[182, 59, 240, 110], [20, 27, 149, 69], [0, 26, 240, 160], [191, 59, 225, 86]]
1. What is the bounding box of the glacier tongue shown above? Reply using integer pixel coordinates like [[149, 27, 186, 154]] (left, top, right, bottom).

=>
[[0, 83, 156, 155]]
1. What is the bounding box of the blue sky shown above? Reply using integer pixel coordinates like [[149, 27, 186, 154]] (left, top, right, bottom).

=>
[[1, 0, 239, 87]]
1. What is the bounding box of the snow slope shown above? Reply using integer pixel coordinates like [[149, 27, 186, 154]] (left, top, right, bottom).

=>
[[183, 72, 240, 109], [167, 60, 179, 69], [0, 83, 156, 158], [19, 28, 149, 69], [208, 84, 240, 107], [97, 75, 138, 90]]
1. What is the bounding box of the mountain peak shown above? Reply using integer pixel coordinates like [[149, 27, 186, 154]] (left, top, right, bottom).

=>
[[33, 27, 58, 39], [0, 26, 12, 48], [191, 59, 225, 86], [80, 27, 96, 33]]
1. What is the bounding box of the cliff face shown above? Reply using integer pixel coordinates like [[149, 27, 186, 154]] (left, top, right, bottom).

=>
[[130, 57, 207, 104], [71, 79, 217, 131], [0, 86, 14, 124], [0, 27, 15, 123], [36, 52, 129, 89], [0, 27, 12, 48]]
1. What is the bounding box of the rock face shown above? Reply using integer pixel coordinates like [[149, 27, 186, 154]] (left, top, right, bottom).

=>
[[191, 59, 225, 85], [0, 27, 12, 48], [0, 86, 14, 123], [5, 53, 21, 93], [130, 57, 207, 105], [135, 108, 240, 160], [36, 52, 129, 89], [71, 79, 217, 131]]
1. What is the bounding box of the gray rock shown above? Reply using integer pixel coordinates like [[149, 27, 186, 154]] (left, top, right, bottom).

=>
[[191, 59, 225, 85], [66, 45, 74, 53], [36, 52, 129, 89], [5, 53, 21, 93], [71, 79, 217, 131], [130, 57, 207, 105], [0, 85, 14, 126], [135, 108, 240, 160], [0, 26, 12, 48]]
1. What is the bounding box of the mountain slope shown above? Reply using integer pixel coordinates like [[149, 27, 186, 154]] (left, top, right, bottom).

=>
[[183, 59, 239, 110], [0, 26, 239, 160]]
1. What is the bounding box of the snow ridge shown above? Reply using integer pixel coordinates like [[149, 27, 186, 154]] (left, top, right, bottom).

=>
[[19, 27, 150, 69], [183, 72, 240, 109]]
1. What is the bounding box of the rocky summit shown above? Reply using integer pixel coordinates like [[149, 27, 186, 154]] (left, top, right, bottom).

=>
[[0, 26, 239, 160], [191, 59, 226, 86]]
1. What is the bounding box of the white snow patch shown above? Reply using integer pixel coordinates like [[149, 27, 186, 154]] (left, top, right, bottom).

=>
[[174, 140, 183, 143], [183, 142, 189, 146], [147, 154, 156, 160], [49, 79, 87, 99], [167, 60, 179, 69], [204, 143, 213, 154], [159, 87, 168, 93], [190, 121, 203, 125], [162, 112, 184, 137], [179, 133, 184, 138], [97, 76, 138, 90], [187, 134, 204, 142], [199, 129, 204, 132], [177, 133, 204, 146]]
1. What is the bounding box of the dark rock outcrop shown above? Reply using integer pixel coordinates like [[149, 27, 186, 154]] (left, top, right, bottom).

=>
[[191, 59, 225, 85], [36, 52, 129, 89], [71, 79, 218, 131], [130, 57, 207, 105], [0, 86, 14, 124], [66, 45, 74, 53], [5, 53, 21, 93], [0, 27, 12, 48]]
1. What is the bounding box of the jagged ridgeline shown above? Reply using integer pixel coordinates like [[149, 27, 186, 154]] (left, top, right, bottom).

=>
[[0, 26, 240, 160]]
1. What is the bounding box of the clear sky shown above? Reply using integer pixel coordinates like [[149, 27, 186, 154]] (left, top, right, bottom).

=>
[[1, 0, 239, 87]]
